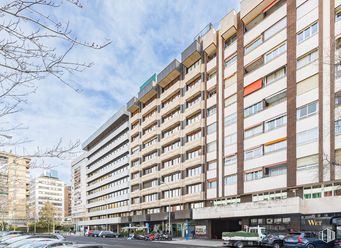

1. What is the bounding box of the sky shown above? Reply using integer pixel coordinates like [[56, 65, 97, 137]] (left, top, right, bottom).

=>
[[5, 0, 239, 184]]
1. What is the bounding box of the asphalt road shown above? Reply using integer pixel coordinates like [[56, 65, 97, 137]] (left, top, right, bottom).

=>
[[65, 236, 215, 248]]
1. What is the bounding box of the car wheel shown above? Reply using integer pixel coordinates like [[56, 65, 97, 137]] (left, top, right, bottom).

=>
[[103, 236, 105, 238], [307, 244, 315, 248], [273, 242, 281, 248], [234, 241, 244, 248]]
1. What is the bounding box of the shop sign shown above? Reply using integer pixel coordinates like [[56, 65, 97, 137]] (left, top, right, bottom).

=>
[[195, 225, 207, 236]]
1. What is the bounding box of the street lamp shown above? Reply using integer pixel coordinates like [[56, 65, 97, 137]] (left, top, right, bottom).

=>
[[159, 180, 171, 236]]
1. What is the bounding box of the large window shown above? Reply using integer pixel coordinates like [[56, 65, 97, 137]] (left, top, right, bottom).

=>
[[244, 101, 264, 117], [245, 170, 263, 181], [264, 140, 287, 154], [245, 36, 263, 54], [336, 120, 341, 135], [164, 188, 181, 199], [224, 113, 237, 126], [245, 124, 263, 138], [224, 133, 237, 146], [297, 101, 318, 119], [244, 146, 263, 160], [207, 180, 217, 189], [297, 50, 318, 69], [207, 141, 217, 153], [265, 67, 286, 85], [297, 22, 318, 44], [224, 174, 237, 185], [265, 115, 287, 131], [207, 105, 216, 117], [188, 184, 202, 194], [225, 54, 237, 67], [224, 33, 237, 49], [264, 17, 287, 40], [264, 42, 286, 63], [207, 122, 217, 135], [297, 128, 318, 145], [163, 172, 181, 183], [224, 155, 237, 166]]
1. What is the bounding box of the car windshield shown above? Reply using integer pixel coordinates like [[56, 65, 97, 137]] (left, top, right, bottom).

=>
[[3, 235, 31, 244], [7, 238, 54, 248], [0, 234, 20, 242]]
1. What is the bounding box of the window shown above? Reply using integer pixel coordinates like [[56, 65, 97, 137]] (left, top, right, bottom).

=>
[[336, 64, 341, 78], [187, 149, 201, 160], [264, 17, 287, 40], [244, 101, 264, 117], [336, 120, 341, 135], [297, 50, 318, 69], [208, 161, 217, 170], [245, 170, 263, 181], [265, 166, 287, 177], [164, 188, 181, 199], [245, 57, 264, 74], [245, 36, 263, 54], [225, 94, 237, 107], [207, 180, 217, 188], [207, 141, 217, 153], [163, 172, 181, 183], [187, 113, 201, 125], [224, 133, 237, 146], [264, 139, 287, 153], [265, 115, 287, 131], [207, 105, 216, 117], [144, 193, 158, 203], [297, 0, 318, 19], [224, 174, 237, 185], [163, 140, 180, 153], [224, 113, 237, 126], [244, 146, 263, 160], [224, 155, 237, 166], [297, 128, 318, 145], [225, 55, 237, 67], [297, 101, 318, 119], [187, 130, 201, 142], [265, 67, 286, 85], [224, 34, 237, 49], [207, 122, 217, 135], [163, 156, 181, 168], [187, 95, 201, 108], [187, 166, 202, 177], [337, 10, 341, 22], [297, 155, 318, 171], [188, 184, 202, 194], [336, 93, 341, 106], [245, 124, 263, 138], [297, 22, 318, 44], [264, 42, 286, 63], [186, 59, 200, 74]]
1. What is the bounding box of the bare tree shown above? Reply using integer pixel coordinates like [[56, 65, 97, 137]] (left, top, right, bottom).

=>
[[0, 0, 110, 156]]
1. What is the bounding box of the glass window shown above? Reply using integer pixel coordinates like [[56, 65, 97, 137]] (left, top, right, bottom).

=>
[[244, 101, 264, 117], [265, 67, 286, 85], [224, 33, 237, 49], [245, 170, 263, 181], [297, 50, 318, 69], [336, 120, 341, 135], [207, 105, 216, 117], [297, 101, 318, 119], [265, 115, 287, 131], [297, 22, 318, 44], [224, 174, 237, 185], [245, 36, 263, 54], [207, 180, 217, 188], [224, 113, 237, 126], [264, 140, 287, 153], [297, 128, 318, 145], [225, 55, 237, 67], [337, 11, 341, 22], [264, 18, 287, 40], [244, 146, 263, 160], [208, 161, 217, 171], [207, 122, 217, 135], [245, 124, 263, 138], [224, 155, 237, 166], [264, 42, 286, 63], [224, 133, 237, 146], [207, 141, 217, 153]]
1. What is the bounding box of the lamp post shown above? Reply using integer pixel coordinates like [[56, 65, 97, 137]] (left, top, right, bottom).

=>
[[160, 180, 171, 235]]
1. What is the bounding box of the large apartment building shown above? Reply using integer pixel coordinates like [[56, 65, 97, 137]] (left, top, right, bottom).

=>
[[0, 152, 30, 228], [77, 108, 130, 232], [72, 0, 341, 239]]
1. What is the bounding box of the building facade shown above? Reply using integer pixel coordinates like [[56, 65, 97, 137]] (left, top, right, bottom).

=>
[[64, 185, 71, 218], [29, 169, 65, 222], [71, 154, 88, 232], [75, 108, 130, 232], [73, 0, 341, 239], [0, 152, 30, 228]]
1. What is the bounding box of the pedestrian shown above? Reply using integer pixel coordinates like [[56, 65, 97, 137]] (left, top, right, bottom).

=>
[[191, 229, 195, 239]]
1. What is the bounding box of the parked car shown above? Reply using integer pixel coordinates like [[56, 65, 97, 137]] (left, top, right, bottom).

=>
[[23, 240, 73, 248], [6, 238, 56, 248], [89, 230, 101, 237], [284, 232, 334, 248], [98, 231, 118, 238], [262, 233, 286, 248], [73, 244, 103, 248]]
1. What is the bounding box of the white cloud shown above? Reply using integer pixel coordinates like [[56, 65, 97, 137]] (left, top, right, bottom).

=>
[[3, 0, 239, 183]]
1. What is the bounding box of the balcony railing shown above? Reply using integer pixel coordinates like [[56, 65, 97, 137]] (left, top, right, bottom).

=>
[[181, 40, 201, 68], [127, 97, 140, 112], [157, 59, 182, 87]]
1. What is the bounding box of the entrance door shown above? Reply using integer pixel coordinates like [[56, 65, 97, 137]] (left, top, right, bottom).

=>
[[211, 219, 241, 239]]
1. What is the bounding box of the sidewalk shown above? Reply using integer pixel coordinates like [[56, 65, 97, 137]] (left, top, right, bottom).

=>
[[155, 238, 223, 247]]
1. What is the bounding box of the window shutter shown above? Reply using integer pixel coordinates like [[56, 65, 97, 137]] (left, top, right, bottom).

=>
[[244, 79, 263, 96], [297, 74, 318, 96]]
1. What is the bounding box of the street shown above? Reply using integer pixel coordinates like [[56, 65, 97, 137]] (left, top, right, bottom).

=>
[[65, 236, 222, 248]]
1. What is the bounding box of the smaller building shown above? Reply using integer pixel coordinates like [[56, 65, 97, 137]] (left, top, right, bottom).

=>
[[29, 169, 65, 222]]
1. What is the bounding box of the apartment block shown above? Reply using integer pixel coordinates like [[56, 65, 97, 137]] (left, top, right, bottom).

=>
[[29, 169, 65, 222], [72, 0, 341, 239], [64, 185, 71, 218], [124, 0, 341, 238], [76, 108, 130, 232], [0, 152, 30, 227]]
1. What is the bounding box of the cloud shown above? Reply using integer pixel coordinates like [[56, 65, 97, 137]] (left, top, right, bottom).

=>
[[3, 0, 239, 183]]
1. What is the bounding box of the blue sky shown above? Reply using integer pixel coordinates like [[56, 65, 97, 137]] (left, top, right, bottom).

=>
[[6, 0, 239, 183]]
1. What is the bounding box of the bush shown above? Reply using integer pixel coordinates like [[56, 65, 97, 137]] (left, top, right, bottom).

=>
[[222, 231, 258, 238]]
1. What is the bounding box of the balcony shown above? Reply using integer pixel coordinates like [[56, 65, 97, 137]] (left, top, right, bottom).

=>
[[160, 130, 181, 146], [141, 143, 159, 157], [160, 81, 181, 101], [130, 150, 140, 161], [184, 81, 203, 100], [184, 101, 204, 118], [160, 99, 180, 117], [184, 174, 205, 186], [141, 129, 158, 144], [141, 171, 159, 182], [157, 59, 182, 88], [130, 190, 141, 199], [207, 75, 217, 90], [175, 209, 191, 220], [141, 186, 159, 196], [159, 180, 182, 191], [160, 115, 181, 132], [130, 177, 140, 186], [141, 156, 159, 170], [240, 0, 274, 25], [141, 98, 158, 117], [220, 10, 237, 40], [184, 65, 201, 83], [127, 97, 140, 112], [184, 155, 204, 169], [244, 174, 287, 194], [181, 40, 202, 68], [150, 212, 173, 222], [138, 74, 158, 103], [130, 137, 140, 149], [130, 164, 141, 174], [160, 146, 182, 162], [193, 197, 302, 220], [140, 201, 160, 209], [130, 112, 140, 125], [141, 115, 157, 129], [183, 119, 205, 135], [202, 26, 217, 56], [184, 139, 204, 153], [130, 125, 140, 137], [160, 163, 182, 177], [183, 192, 205, 202]]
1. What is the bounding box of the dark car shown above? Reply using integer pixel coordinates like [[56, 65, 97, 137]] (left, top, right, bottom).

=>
[[89, 230, 101, 237], [262, 233, 286, 248], [284, 232, 334, 248], [73, 245, 103, 248], [98, 231, 118, 238]]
